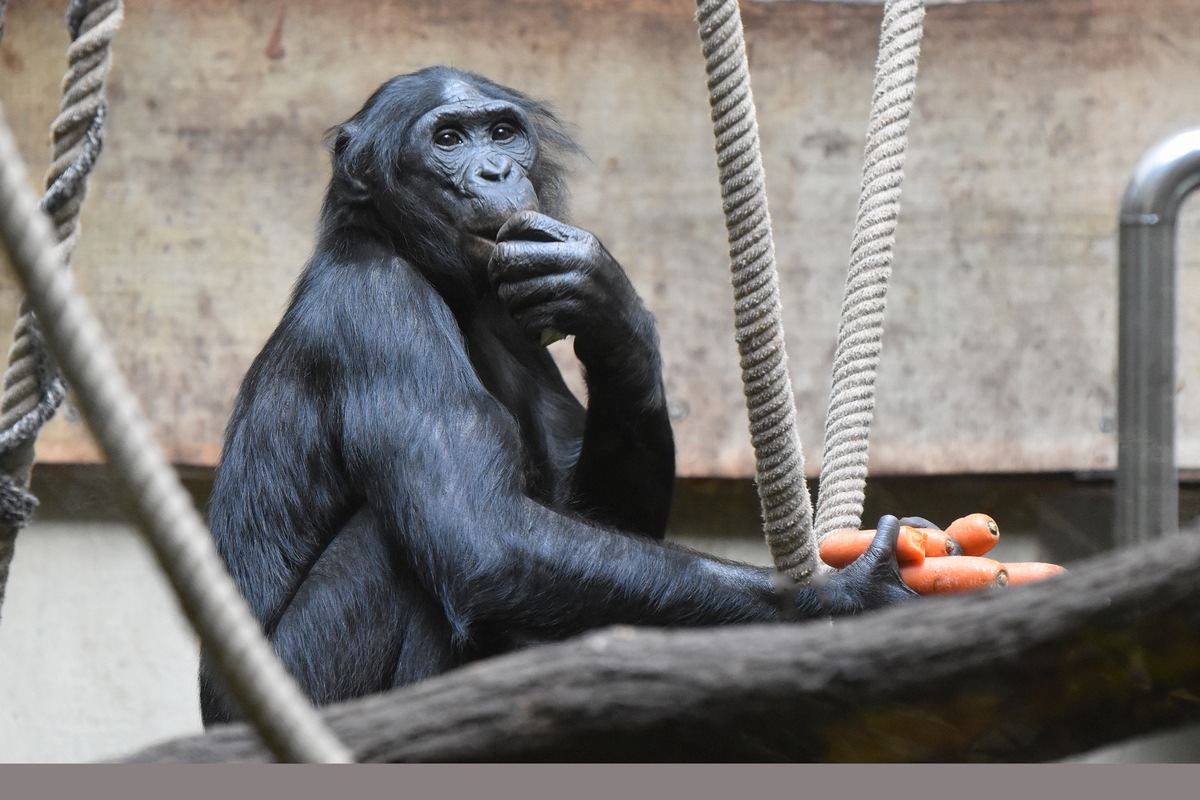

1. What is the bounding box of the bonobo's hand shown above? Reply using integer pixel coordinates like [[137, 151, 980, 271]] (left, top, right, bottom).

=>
[[487, 210, 654, 367], [817, 515, 920, 613]]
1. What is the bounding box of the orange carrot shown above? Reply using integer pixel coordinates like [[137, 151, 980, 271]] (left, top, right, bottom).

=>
[[819, 526, 928, 568], [945, 513, 1000, 557], [900, 556, 1009, 594], [1002, 562, 1067, 585], [922, 528, 964, 558]]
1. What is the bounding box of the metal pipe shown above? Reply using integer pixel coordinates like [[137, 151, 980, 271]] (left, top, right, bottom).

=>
[[1116, 130, 1200, 545]]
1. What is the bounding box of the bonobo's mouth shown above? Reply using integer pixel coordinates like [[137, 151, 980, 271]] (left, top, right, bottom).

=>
[[465, 212, 519, 257], [466, 214, 506, 242], [469, 226, 502, 248], [464, 203, 539, 265], [464, 227, 502, 267]]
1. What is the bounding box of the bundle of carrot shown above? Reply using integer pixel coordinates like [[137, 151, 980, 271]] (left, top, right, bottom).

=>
[[819, 513, 1067, 595]]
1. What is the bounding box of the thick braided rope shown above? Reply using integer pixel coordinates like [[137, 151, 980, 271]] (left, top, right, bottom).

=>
[[0, 105, 353, 764], [0, 0, 119, 623], [814, 0, 925, 538], [1, 1, 121, 458], [695, 0, 824, 582]]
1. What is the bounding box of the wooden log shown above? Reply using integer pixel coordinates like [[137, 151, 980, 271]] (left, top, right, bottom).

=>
[[121, 530, 1200, 762]]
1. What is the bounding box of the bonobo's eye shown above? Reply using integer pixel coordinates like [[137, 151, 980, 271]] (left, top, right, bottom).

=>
[[433, 128, 464, 148], [490, 123, 519, 143]]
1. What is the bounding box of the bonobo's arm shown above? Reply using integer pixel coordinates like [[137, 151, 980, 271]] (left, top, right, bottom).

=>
[[488, 211, 675, 537], [342, 257, 916, 644]]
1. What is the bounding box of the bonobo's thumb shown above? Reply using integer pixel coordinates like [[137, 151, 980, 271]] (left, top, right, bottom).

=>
[[864, 514, 902, 560]]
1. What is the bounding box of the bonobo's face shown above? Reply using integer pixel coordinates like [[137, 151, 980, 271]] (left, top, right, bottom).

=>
[[407, 81, 542, 269]]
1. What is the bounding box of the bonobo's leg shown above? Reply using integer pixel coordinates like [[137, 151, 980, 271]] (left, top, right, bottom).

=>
[[200, 510, 454, 723], [269, 509, 455, 705]]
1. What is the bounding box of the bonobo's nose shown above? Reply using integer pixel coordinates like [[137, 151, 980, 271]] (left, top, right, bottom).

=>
[[477, 155, 515, 182]]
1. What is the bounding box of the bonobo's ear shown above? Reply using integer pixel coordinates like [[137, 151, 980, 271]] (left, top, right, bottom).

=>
[[325, 122, 371, 203]]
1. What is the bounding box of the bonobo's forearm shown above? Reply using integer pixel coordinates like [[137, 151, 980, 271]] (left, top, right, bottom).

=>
[[454, 506, 914, 641], [460, 500, 787, 636], [571, 308, 676, 538]]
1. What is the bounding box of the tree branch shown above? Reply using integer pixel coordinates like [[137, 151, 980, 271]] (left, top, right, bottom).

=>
[[121, 532, 1200, 762]]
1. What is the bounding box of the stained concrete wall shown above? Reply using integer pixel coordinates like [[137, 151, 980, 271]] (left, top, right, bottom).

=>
[[1, 0, 1199, 478], [0, 522, 201, 762], [0, 473, 202, 762], [2, 0, 1200, 763]]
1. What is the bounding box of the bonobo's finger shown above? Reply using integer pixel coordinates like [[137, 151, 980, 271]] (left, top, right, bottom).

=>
[[897, 516, 940, 530], [489, 240, 579, 282], [863, 514, 903, 560], [498, 287, 587, 335], [510, 301, 585, 340], [494, 274, 580, 313], [496, 210, 579, 244], [821, 514, 919, 612]]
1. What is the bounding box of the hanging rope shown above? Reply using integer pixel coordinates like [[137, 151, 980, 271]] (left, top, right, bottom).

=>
[[0, 0, 121, 622], [814, 0, 925, 538], [0, 0, 351, 762], [694, 0, 823, 583], [0, 0, 24, 627], [695, 0, 925, 580]]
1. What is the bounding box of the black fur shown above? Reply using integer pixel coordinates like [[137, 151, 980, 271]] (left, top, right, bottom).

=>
[[199, 67, 915, 726]]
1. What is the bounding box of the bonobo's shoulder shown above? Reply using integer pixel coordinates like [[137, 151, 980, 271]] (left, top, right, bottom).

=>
[[281, 250, 463, 358], [300, 249, 441, 303], [285, 250, 435, 324]]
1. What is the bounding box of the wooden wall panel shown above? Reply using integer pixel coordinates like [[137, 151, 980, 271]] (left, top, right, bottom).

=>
[[1, 0, 1198, 477]]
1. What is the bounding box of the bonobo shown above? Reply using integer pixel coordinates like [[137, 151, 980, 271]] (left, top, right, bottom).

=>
[[198, 66, 916, 725]]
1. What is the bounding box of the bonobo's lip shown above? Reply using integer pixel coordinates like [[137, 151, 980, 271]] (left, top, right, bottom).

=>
[[468, 233, 500, 256], [464, 230, 501, 266], [467, 223, 506, 256], [468, 221, 505, 242], [467, 204, 539, 245]]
